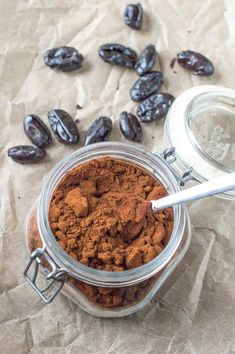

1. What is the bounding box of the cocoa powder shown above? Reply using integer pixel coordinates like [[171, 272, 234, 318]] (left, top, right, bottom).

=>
[[27, 158, 174, 309], [49, 157, 173, 271], [28, 209, 163, 309]]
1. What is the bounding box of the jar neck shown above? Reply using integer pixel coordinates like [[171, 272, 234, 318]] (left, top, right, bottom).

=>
[[37, 142, 186, 287]]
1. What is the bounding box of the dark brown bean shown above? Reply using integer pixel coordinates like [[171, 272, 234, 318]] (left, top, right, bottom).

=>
[[123, 3, 143, 30], [8, 145, 46, 164], [119, 112, 142, 142], [84, 116, 112, 146], [130, 71, 163, 102], [177, 50, 214, 76], [48, 109, 80, 144], [44, 46, 83, 72], [135, 45, 157, 76], [23, 114, 52, 148], [98, 44, 137, 68], [137, 93, 175, 122]]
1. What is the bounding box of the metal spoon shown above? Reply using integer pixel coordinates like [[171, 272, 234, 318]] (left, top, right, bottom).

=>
[[151, 172, 235, 211]]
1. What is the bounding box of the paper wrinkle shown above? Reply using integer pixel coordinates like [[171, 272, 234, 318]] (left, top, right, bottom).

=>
[[11, 58, 37, 103], [225, 0, 235, 46], [24, 319, 35, 353], [187, 231, 215, 320], [66, 13, 105, 49], [1, 0, 235, 353]]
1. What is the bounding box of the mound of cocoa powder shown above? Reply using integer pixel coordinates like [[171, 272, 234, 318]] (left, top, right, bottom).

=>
[[48, 158, 173, 271]]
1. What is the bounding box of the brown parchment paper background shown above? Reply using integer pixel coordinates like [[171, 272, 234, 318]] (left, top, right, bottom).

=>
[[0, 0, 235, 353]]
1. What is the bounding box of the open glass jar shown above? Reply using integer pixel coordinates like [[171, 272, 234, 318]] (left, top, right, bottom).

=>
[[24, 85, 235, 317]]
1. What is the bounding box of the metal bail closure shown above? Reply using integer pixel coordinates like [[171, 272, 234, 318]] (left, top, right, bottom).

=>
[[161, 147, 195, 186], [24, 248, 67, 303]]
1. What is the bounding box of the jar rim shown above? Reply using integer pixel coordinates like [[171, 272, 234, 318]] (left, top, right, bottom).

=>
[[37, 142, 187, 286]]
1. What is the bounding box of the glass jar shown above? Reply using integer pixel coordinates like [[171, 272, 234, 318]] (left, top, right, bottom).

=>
[[24, 142, 191, 317], [24, 85, 235, 317]]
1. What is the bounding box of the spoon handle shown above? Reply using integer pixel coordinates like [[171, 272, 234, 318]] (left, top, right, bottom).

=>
[[151, 172, 235, 211]]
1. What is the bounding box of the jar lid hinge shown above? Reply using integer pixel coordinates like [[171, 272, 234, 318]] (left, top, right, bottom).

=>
[[160, 147, 195, 186], [24, 248, 67, 303]]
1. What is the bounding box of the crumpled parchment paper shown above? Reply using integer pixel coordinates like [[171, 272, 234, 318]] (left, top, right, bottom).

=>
[[0, 0, 235, 353]]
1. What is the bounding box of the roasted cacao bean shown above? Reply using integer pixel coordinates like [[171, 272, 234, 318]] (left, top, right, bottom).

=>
[[48, 109, 80, 144], [119, 112, 142, 142], [177, 50, 214, 76], [8, 145, 46, 164], [137, 93, 175, 122], [23, 114, 52, 148], [44, 46, 83, 72], [98, 44, 137, 68], [84, 116, 112, 146], [123, 3, 143, 30], [135, 45, 157, 76], [130, 71, 163, 102]]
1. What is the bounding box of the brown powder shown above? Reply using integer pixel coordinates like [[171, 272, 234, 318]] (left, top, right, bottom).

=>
[[27, 209, 165, 309], [49, 157, 173, 271]]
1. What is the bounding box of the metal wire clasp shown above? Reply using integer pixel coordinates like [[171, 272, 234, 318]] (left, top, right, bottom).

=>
[[160, 147, 195, 186], [24, 248, 67, 303]]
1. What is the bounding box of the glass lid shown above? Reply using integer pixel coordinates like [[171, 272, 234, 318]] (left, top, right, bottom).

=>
[[165, 85, 235, 199]]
